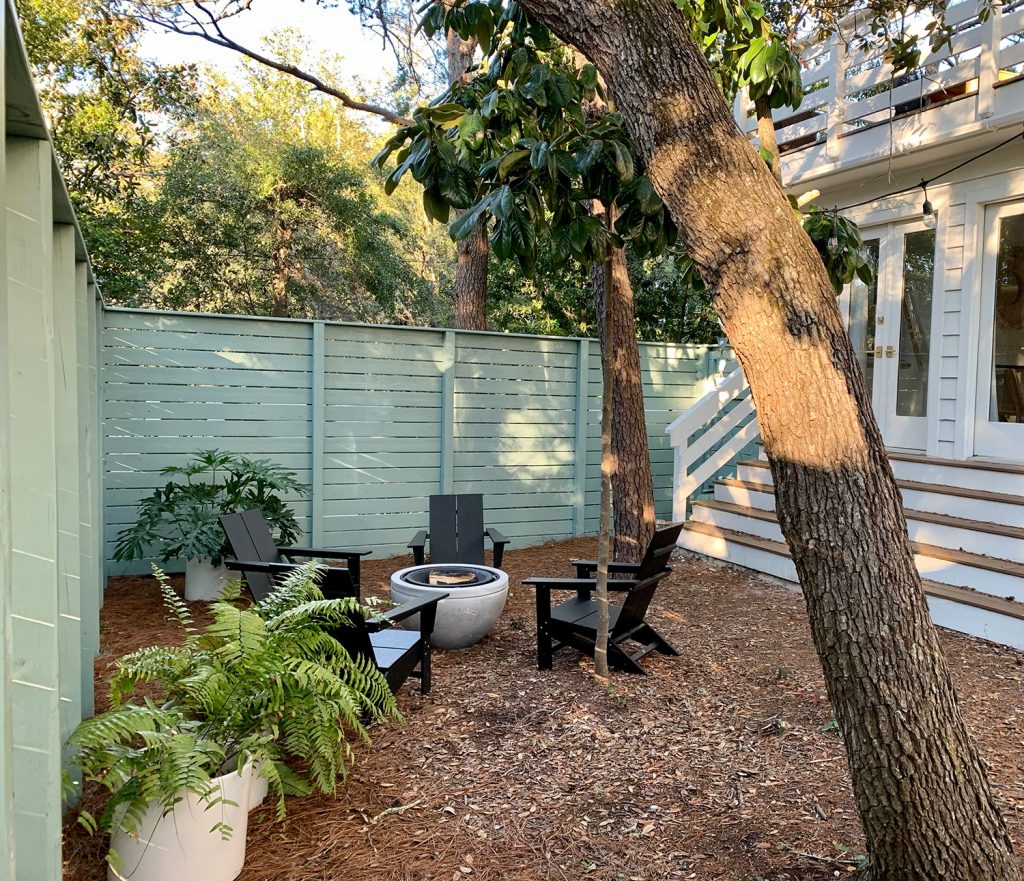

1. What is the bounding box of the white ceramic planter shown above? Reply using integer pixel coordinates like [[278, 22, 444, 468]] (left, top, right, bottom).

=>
[[107, 759, 253, 881], [185, 558, 229, 601], [247, 760, 269, 811], [390, 564, 509, 650]]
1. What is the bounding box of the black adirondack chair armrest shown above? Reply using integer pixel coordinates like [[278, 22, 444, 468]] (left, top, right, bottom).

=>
[[225, 559, 358, 598], [408, 530, 428, 565], [368, 593, 448, 637], [279, 546, 372, 559], [521, 577, 638, 591], [485, 527, 509, 567], [571, 559, 643, 577], [226, 559, 316, 576]]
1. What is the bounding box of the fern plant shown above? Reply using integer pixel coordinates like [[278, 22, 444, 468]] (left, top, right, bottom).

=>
[[112, 449, 308, 566], [68, 563, 400, 842]]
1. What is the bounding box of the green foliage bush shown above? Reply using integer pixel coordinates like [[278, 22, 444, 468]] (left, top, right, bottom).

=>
[[113, 449, 307, 566], [68, 564, 399, 841]]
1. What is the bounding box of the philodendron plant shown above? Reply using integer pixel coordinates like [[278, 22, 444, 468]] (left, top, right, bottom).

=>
[[113, 449, 308, 567], [67, 564, 398, 875]]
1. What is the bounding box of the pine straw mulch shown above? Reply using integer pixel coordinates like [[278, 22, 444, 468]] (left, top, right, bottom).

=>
[[63, 538, 1024, 881]]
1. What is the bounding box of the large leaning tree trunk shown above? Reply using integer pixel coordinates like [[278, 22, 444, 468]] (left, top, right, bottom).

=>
[[521, 1, 1021, 878], [591, 203, 656, 562], [447, 25, 489, 330]]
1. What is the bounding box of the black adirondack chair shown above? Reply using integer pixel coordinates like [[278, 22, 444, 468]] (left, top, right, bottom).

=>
[[408, 493, 509, 568], [222, 513, 445, 695], [329, 595, 447, 694], [220, 508, 371, 601], [523, 522, 685, 674]]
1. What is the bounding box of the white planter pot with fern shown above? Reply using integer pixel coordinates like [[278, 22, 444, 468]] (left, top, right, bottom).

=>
[[185, 558, 229, 601], [107, 758, 253, 881], [248, 759, 270, 810]]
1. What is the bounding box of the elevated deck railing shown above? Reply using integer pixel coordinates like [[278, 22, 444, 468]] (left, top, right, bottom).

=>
[[667, 367, 760, 521], [735, 0, 1024, 165]]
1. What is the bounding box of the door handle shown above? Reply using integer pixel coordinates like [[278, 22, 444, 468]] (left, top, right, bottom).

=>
[[885, 345, 895, 358]]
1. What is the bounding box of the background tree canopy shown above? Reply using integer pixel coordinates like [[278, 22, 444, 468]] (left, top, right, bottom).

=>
[[19, 0, 724, 341]]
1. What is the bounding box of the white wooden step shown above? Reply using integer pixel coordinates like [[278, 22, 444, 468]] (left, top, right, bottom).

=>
[[732, 459, 1024, 528], [693, 499, 1024, 564], [680, 520, 1024, 650], [889, 452, 1024, 497], [753, 445, 1024, 496]]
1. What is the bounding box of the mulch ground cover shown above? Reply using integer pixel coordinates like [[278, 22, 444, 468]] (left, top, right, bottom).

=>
[[63, 538, 1024, 880]]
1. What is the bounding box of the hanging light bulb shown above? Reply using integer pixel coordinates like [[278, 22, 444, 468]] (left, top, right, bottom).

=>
[[921, 181, 937, 229], [826, 210, 839, 253]]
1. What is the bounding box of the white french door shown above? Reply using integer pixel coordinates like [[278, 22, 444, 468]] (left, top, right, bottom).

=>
[[974, 200, 1024, 460], [848, 222, 937, 451]]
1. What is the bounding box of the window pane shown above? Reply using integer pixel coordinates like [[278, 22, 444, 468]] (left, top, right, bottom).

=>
[[990, 211, 1024, 423], [896, 229, 936, 418], [849, 239, 880, 392]]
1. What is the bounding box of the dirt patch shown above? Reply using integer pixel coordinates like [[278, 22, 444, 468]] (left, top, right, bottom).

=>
[[63, 539, 1024, 880]]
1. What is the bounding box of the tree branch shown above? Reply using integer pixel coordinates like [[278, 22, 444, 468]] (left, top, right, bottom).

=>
[[133, 2, 415, 127]]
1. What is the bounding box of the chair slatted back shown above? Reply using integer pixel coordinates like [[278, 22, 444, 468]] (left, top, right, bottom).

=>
[[614, 569, 672, 636], [240, 508, 283, 564], [611, 523, 682, 636], [429, 493, 485, 565], [327, 612, 375, 666], [636, 522, 685, 578], [220, 511, 276, 602]]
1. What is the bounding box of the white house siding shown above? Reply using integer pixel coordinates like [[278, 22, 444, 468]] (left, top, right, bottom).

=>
[[796, 147, 1024, 461]]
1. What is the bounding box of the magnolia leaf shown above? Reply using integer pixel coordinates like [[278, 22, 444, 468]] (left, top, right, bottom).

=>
[[530, 141, 550, 170], [422, 187, 450, 223], [458, 112, 485, 147], [448, 198, 490, 240], [576, 139, 603, 173], [427, 103, 467, 125], [498, 149, 530, 179]]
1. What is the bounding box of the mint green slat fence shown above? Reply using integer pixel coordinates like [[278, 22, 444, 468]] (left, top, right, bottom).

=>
[[102, 307, 734, 570]]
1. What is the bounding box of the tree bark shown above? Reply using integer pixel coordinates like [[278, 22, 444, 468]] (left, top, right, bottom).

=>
[[595, 258, 614, 678], [590, 209, 656, 562], [270, 220, 293, 318], [753, 95, 783, 186], [447, 24, 490, 330], [520, 1, 1021, 878], [452, 221, 489, 329]]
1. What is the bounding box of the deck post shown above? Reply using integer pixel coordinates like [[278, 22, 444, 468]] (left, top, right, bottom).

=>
[[311, 321, 325, 546], [976, 2, 1001, 119], [825, 35, 845, 160], [572, 338, 590, 535]]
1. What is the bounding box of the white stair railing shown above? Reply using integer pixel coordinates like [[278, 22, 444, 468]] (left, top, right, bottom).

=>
[[667, 368, 760, 521]]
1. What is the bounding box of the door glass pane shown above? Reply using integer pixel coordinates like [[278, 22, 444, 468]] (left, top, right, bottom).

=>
[[896, 229, 936, 417], [849, 239, 880, 390], [989, 211, 1024, 423]]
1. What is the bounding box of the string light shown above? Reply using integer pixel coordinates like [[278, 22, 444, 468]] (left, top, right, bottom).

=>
[[808, 126, 1024, 218], [826, 209, 840, 253], [921, 181, 937, 229]]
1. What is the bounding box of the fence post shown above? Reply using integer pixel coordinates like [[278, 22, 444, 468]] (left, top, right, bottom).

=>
[[439, 330, 456, 494], [310, 322, 325, 546], [572, 338, 590, 535]]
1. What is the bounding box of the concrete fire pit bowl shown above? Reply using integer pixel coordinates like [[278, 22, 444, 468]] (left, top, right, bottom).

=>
[[390, 564, 509, 650]]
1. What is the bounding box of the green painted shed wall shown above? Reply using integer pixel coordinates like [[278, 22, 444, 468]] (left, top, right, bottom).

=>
[[1, 3, 104, 877]]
